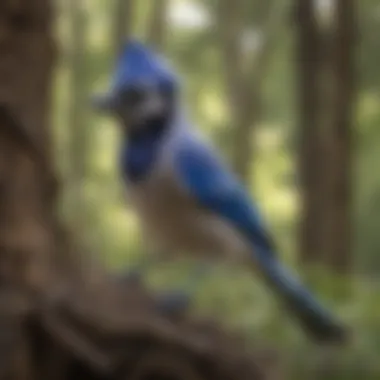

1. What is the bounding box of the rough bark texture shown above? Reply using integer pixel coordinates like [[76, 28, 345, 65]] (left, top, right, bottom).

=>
[[0, 1, 274, 379]]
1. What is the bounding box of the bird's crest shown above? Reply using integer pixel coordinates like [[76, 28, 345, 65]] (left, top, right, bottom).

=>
[[110, 40, 178, 93]]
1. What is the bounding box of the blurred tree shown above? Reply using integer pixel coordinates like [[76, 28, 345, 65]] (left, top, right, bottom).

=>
[[358, 0, 380, 91], [217, 0, 288, 183], [355, 0, 380, 271], [0, 1, 57, 369], [147, 0, 168, 50], [324, 0, 356, 271], [113, 0, 134, 57], [295, 0, 326, 266], [296, 0, 356, 272], [217, 0, 252, 183], [66, 0, 89, 235]]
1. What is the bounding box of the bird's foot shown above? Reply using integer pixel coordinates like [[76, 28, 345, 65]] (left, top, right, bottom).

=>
[[156, 290, 192, 317]]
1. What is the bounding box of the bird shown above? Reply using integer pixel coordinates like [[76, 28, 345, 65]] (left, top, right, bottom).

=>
[[92, 40, 348, 344]]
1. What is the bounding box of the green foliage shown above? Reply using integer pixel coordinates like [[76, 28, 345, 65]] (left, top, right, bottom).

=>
[[53, 0, 380, 378]]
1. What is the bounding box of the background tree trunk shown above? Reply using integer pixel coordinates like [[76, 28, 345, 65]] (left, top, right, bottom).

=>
[[66, 0, 89, 236], [217, 0, 287, 184], [217, 0, 255, 183], [113, 0, 134, 57], [324, 0, 356, 272], [147, 0, 168, 50], [296, 0, 355, 273], [295, 0, 326, 265]]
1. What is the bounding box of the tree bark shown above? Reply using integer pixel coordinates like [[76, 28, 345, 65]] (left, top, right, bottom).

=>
[[0, 0, 56, 290], [0, 0, 57, 373]]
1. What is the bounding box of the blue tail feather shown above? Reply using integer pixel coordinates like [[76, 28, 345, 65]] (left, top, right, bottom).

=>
[[253, 249, 348, 343]]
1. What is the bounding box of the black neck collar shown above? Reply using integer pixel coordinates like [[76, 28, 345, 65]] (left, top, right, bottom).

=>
[[124, 110, 174, 144]]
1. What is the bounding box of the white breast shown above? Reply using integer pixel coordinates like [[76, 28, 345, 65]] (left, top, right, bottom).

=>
[[125, 154, 251, 262]]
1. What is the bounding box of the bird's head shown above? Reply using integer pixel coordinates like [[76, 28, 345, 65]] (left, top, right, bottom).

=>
[[91, 40, 178, 134]]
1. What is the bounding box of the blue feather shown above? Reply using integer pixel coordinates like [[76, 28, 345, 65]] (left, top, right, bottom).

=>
[[175, 139, 275, 253], [111, 40, 178, 94], [101, 38, 347, 343], [175, 138, 346, 343], [120, 120, 166, 182]]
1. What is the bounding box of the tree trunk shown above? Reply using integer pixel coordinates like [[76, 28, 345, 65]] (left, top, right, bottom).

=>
[[217, 0, 254, 183], [296, 0, 355, 272], [0, 0, 56, 291], [147, 0, 168, 50], [324, 0, 356, 272], [217, 0, 286, 184], [295, 0, 326, 265], [113, 0, 134, 58], [66, 0, 89, 236], [0, 0, 57, 373], [0, 2, 274, 379]]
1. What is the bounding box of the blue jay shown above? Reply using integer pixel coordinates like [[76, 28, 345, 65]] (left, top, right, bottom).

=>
[[92, 40, 347, 343]]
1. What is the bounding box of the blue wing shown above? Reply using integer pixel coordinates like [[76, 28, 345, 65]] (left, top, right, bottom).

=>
[[174, 138, 275, 255], [174, 137, 347, 343]]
